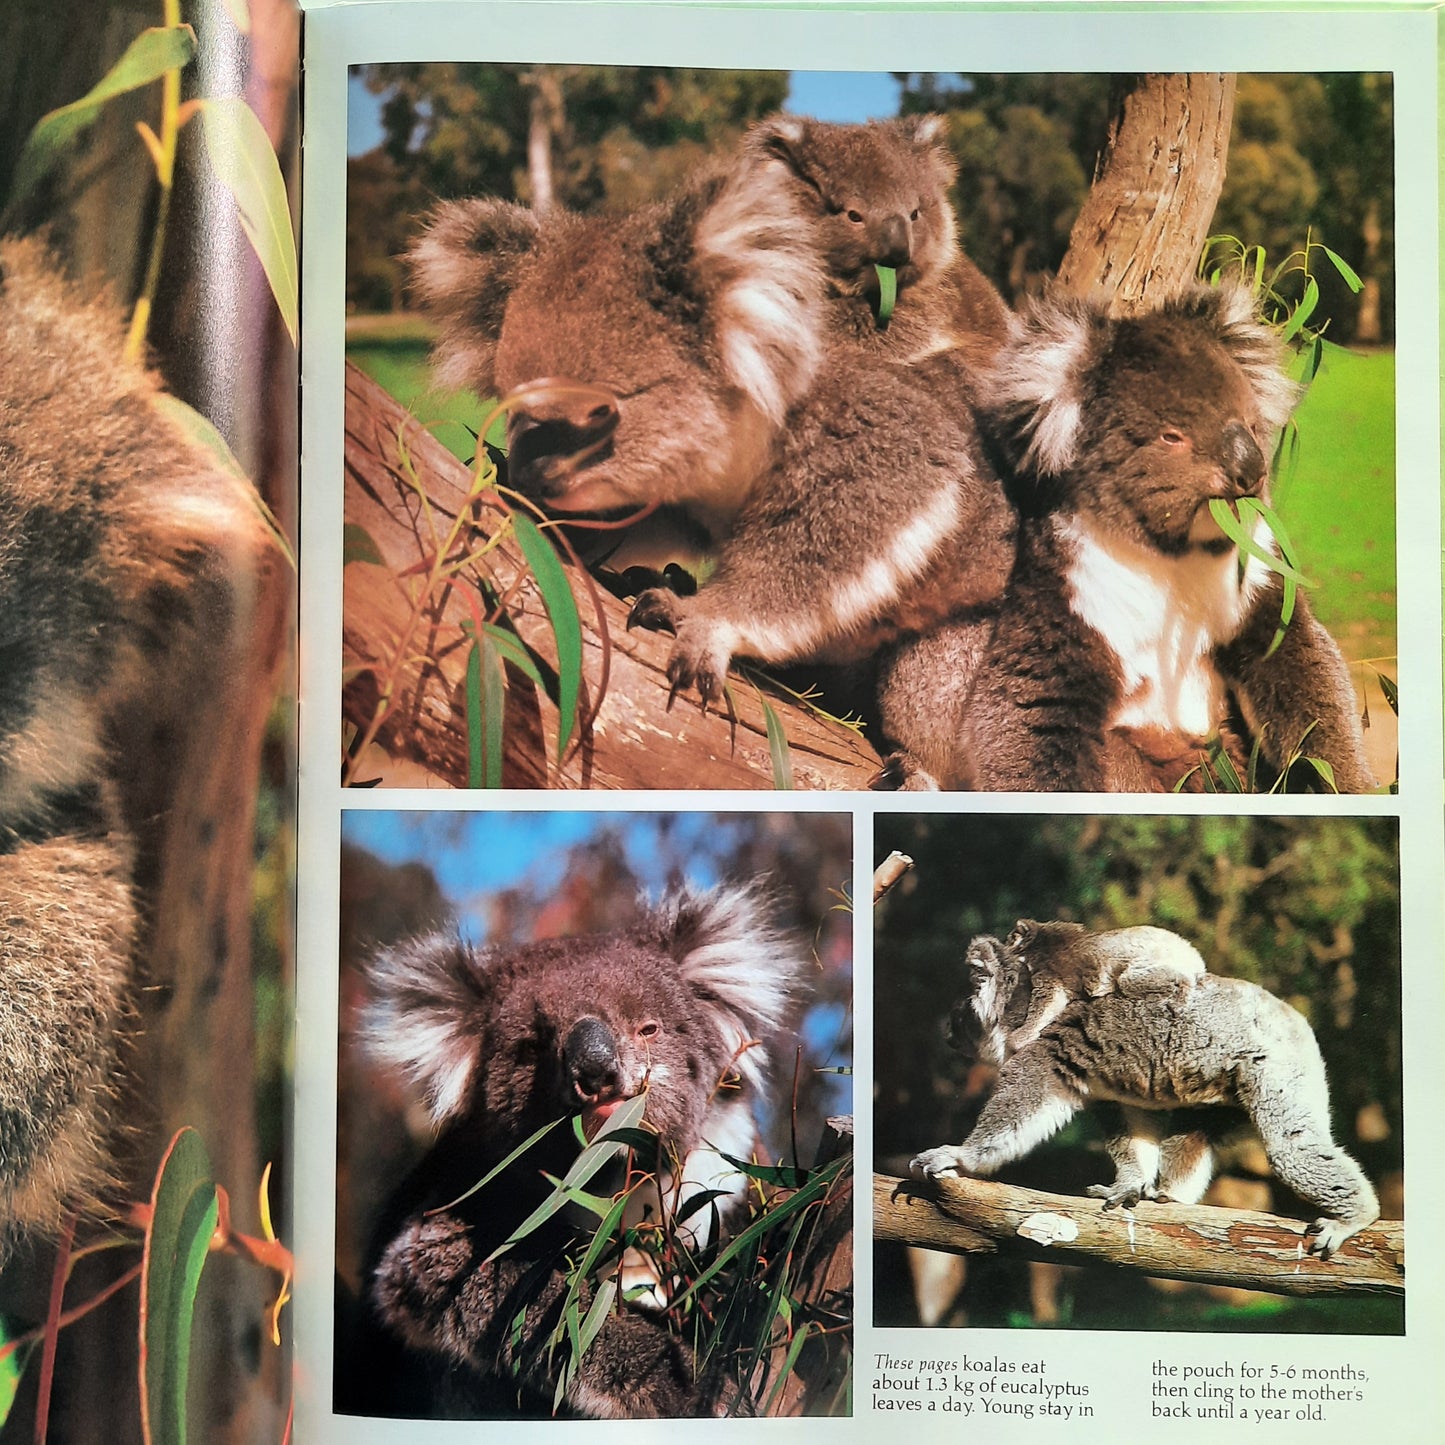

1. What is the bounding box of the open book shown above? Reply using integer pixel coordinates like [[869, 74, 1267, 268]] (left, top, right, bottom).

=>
[[1, 0, 1440, 1439]]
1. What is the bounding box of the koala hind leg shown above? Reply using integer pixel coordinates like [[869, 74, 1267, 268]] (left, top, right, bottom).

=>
[[1087, 1104, 1165, 1209]]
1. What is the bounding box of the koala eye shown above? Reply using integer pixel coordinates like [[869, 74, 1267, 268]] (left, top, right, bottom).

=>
[[1159, 429, 1190, 450], [846, 209, 864, 224], [910, 208, 920, 221], [636, 1021, 662, 1041]]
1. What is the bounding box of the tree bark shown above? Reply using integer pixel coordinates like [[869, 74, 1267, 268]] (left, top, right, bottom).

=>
[[1056, 73, 1236, 313], [874, 1173, 1404, 1299], [343, 361, 883, 791]]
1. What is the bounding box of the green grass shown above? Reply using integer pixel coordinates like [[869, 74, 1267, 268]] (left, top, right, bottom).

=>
[[1274, 345, 1396, 656]]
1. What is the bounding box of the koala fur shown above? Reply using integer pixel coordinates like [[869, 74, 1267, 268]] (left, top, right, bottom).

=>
[[410, 117, 1016, 708], [625, 116, 1017, 701], [878, 282, 1376, 793], [0, 237, 267, 1241], [998, 918, 1205, 1053], [911, 931, 1380, 1259], [349, 884, 809, 1419]]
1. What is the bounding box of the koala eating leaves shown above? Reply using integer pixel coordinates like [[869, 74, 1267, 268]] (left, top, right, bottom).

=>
[[410, 116, 1016, 712], [0, 237, 272, 1242], [911, 930, 1380, 1259], [996, 918, 1206, 1054], [349, 884, 810, 1419], [878, 282, 1376, 792]]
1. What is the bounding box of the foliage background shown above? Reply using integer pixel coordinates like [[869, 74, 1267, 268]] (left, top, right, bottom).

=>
[[872, 812, 1403, 1335]]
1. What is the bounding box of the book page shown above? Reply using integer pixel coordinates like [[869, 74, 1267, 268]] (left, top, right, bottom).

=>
[[299, 2, 1443, 1441]]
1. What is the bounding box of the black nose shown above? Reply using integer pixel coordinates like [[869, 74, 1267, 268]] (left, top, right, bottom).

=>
[[505, 382, 619, 497], [564, 1017, 621, 1100], [873, 213, 911, 269], [1221, 421, 1266, 495]]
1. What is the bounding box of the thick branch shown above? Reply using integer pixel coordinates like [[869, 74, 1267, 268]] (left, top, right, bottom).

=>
[[1057, 73, 1236, 313], [874, 1173, 1403, 1299], [343, 361, 881, 790]]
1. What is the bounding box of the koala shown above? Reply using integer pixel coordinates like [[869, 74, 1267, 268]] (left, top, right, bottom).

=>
[[410, 116, 1016, 711], [624, 116, 1016, 702], [911, 931, 1380, 1259], [348, 884, 810, 1419], [997, 919, 1206, 1053], [878, 282, 1376, 793], [0, 237, 268, 1242]]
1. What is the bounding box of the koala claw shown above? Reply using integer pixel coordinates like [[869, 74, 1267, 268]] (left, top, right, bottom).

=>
[[1304, 1217, 1364, 1260], [910, 1146, 969, 1180], [1086, 1182, 1157, 1210], [627, 587, 682, 634]]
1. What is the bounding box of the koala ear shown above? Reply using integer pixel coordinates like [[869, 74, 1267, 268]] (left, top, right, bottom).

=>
[[660, 883, 806, 1092], [1178, 281, 1301, 435], [983, 290, 1104, 477], [748, 113, 817, 188], [406, 198, 540, 394], [358, 933, 490, 1126], [905, 113, 949, 147]]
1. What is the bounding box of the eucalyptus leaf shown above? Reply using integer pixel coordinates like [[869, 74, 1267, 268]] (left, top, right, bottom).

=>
[[875, 264, 897, 325]]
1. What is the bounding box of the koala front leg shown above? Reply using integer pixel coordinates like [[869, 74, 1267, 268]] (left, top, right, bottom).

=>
[[911, 1046, 1085, 1181], [1217, 579, 1376, 793]]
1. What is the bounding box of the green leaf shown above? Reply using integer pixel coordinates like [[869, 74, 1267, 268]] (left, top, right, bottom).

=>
[[875, 265, 897, 325], [436, 1115, 568, 1213], [195, 97, 298, 345], [7, 26, 196, 209], [1375, 670, 1399, 715], [1320, 245, 1364, 292], [343, 522, 384, 568], [479, 631, 506, 788], [512, 516, 582, 759], [1279, 275, 1319, 342], [1207, 737, 1244, 793], [1264, 576, 1297, 659], [1206, 499, 1310, 586], [482, 624, 546, 690], [140, 1128, 219, 1445], [760, 696, 794, 790], [1304, 756, 1339, 793], [0, 1326, 29, 1428]]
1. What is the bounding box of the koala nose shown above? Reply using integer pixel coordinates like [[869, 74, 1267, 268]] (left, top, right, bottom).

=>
[[505, 378, 620, 496], [874, 213, 911, 268], [564, 1017, 622, 1100], [1220, 421, 1266, 496]]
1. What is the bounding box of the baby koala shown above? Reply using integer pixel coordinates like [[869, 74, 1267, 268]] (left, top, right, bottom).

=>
[[995, 919, 1208, 1054]]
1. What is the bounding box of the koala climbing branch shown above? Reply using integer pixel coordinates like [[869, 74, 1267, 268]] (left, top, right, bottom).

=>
[[873, 1173, 1404, 1299], [342, 361, 881, 790]]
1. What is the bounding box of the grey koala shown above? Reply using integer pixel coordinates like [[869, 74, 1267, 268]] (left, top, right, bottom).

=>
[[911, 931, 1380, 1259], [346, 884, 812, 1419], [997, 918, 1206, 1053], [878, 282, 1375, 793], [410, 116, 1016, 712], [625, 115, 1016, 703], [0, 238, 268, 1242]]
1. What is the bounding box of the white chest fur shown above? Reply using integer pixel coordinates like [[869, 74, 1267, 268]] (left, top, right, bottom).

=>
[[1058, 513, 1272, 738]]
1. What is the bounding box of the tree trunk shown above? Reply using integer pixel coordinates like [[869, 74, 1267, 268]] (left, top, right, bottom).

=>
[[874, 1173, 1404, 1298], [1056, 73, 1236, 312], [342, 362, 883, 791]]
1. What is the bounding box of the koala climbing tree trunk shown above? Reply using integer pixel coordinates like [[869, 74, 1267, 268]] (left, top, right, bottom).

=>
[[1056, 73, 1236, 312]]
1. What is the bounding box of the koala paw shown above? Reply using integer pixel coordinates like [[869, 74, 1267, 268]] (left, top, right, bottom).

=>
[[869, 752, 942, 792], [627, 586, 683, 635], [910, 1146, 971, 1181], [1086, 1181, 1158, 1210], [1304, 1216, 1367, 1260], [662, 624, 734, 710]]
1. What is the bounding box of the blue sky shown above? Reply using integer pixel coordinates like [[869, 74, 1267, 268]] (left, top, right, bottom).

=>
[[347, 68, 907, 156]]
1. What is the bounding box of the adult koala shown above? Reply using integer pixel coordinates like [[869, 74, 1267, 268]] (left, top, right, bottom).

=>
[[878, 282, 1376, 792], [911, 931, 1380, 1259], [345, 884, 812, 1419]]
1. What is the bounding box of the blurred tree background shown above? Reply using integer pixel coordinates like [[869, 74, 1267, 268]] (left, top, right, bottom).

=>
[[346, 65, 1394, 346], [872, 813, 1402, 1335], [334, 810, 852, 1302]]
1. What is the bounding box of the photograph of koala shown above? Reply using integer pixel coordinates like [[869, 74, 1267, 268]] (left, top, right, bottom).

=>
[[332, 809, 853, 1418], [0, 4, 298, 1441], [872, 812, 1403, 1336], [340, 67, 1396, 794]]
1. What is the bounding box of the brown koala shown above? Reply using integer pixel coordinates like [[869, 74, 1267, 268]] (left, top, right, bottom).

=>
[[0, 237, 275, 1242], [345, 884, 810, 1419], [625, 116, 1016, 702], [878, 282, 1376, 792], [997, 918, 1206, 1053]]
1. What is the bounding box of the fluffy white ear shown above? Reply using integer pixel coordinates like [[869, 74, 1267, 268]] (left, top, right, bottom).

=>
[[906, 113, 948, 146], [358, 934, 489, 1127], [1192, 281, 1302, 435], [984, 291, 1100, 476], [661, 883, 807, 1094]]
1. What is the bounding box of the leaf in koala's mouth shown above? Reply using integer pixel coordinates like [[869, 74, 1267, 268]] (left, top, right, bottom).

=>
[[875, 264, 897, 326], [1207, 496, 1310, 658]]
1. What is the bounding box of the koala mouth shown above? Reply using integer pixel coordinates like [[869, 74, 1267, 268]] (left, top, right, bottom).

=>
[[577, 1089, 641, 1139]]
